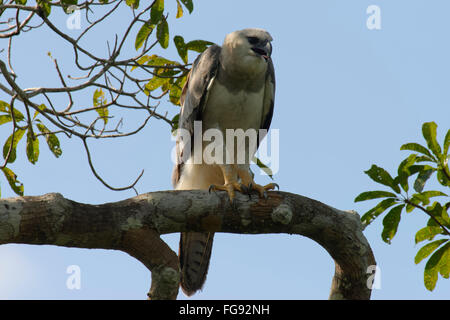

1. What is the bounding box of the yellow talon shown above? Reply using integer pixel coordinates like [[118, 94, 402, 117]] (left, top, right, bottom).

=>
[[209, 182, 245, 203], [210, 164, 279, 203], [249, 182, 279, 198]]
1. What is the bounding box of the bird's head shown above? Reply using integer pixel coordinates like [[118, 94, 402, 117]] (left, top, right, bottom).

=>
[[224, 28, 273, 61], [221, 28, 273, 77]]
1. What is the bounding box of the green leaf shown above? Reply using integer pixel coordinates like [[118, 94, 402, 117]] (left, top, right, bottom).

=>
[[171, 113, 180, 134], [361, 198, 398, 226], [426, 202, 450, 227], [364, 165, 401, 193], [0, 101, 25, 122], [26, 129, 39, 164], [145, 76, 169, 91], [186, 40, 214, 53], [400, 142, 434, 160], [253, 157, 274, 179], [415, 226, 445, 244], [394, 164, 429, 193], [36, 122, 62, 158], [37, 0, 51, 17], [415, 239, 448, 264], [381, 205, 404, 244], [0, 114, 12, 126], [60, 0, 77, 12], [422, 122, 442, 160], [12, 109, 25, 122], [14, 0, 27, 4], [161, 78, 171, 92], [437, 169, 450, 187], [93, 89, 105, 106], [179, 0, 193, 13], [32, 104, 47, 120], [173, 35, 188, 64], [125, 0, 139, 9], [405, 204, 415, 213], [157, 68, 181, 78], [169, 75, 187, 105], [1, 167, 23, 196], [444, 129, 450, 156], [407, 165, 429, 174], [132, 54, 177, 71], [156, 18, 169, 49], [424, 242, 450, 291], [132, 55, 151, 71], [440, 244, 450, 279], [145, 55, 177, 67], [135, 22, 154, 50], [150, 0, 164, 24], [411, 192, 431, 206], [3, 128, 26, 164], [175, 0, 183, 18], [354, 190, 397, 202], [412, 191, 447, 208], [0, 101, 9, 113], [405, 195, 421, 213], [415, 155, 435, 163], [396, 154, 417, 192], [93, 89, 108, 124], [421, 190, 447, 199], [414, 168, 435, 193], [96, 108, 109, 125]]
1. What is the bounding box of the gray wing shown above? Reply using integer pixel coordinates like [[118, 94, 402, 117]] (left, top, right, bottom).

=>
[[172, 44, 221, 187], [259, 56, 276, 143]]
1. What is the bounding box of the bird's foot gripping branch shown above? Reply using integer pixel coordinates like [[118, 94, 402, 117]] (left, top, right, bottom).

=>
[[0, 190, 376, 299]]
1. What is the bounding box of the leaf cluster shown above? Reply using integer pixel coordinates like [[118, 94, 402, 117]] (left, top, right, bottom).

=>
[[355, 121, 450, 291], [0, 0, 211, 195], [0, 101, 62, 196]]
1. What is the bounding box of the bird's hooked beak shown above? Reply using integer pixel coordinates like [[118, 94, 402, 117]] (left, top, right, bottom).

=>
[[251, 42, 271, 61]]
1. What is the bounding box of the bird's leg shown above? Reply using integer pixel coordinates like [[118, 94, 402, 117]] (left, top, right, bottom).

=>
[[209, 164, 246, 203], [237, 165, 279, 199]]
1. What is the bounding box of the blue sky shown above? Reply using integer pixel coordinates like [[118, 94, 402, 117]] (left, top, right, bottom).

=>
[[0, 0, 449, 299]]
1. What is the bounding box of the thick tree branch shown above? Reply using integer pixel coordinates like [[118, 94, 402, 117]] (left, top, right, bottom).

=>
[[0, 190, 376, 300]]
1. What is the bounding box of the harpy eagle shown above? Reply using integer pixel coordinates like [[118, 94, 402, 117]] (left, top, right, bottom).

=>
[[172, 28, 277, 296]]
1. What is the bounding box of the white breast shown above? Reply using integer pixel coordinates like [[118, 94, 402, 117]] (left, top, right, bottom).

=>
[[202, 81, 264, 133]]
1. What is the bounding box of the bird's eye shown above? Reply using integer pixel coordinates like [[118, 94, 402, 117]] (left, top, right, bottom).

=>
[[247, 37, 259, 45]]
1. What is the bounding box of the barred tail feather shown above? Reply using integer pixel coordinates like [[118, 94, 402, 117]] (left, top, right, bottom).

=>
[[175, 164, 221, 296], [179, 232, 214, 296]]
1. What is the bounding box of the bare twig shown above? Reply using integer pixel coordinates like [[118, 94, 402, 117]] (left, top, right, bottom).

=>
[[0, 0, 185, 194], [82, 137, 144, 191]]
